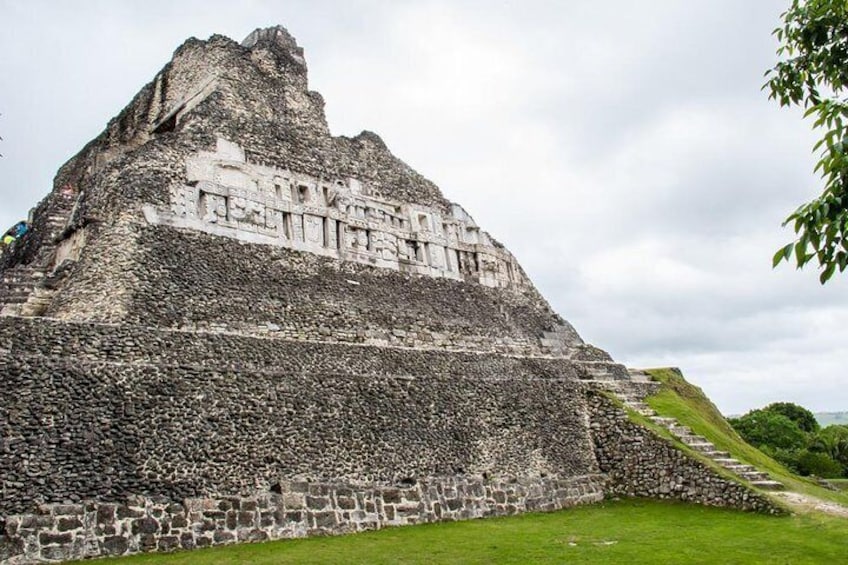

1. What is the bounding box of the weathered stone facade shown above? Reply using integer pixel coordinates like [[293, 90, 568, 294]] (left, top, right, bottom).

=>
[[0, 317, 599, 516], [0, 26, 781, 564], [1, 476, 605, 564]]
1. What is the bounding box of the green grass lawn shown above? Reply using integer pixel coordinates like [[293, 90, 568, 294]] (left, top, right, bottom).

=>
[[643, 368, 848, 507], [76, 499, 847, 565]]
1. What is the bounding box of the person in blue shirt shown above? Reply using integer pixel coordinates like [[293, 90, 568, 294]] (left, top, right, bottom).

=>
[[12, 221, 28, 238], [2, 221, 29, 248]]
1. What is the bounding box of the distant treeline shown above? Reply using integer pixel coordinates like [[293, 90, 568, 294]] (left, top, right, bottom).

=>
[[816, 412, 848, 428], [730, 403, 847, 479]]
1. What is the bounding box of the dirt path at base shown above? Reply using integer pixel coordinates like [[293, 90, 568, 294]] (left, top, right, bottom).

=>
[[771, 491, 848, 517]]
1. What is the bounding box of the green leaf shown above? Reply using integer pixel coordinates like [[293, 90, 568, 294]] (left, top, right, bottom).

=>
[[820, 263, 836, 284], [773, 244, 793, 267]]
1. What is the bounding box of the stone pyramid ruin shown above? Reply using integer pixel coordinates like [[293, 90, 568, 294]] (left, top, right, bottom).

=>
[[0, 26, 780, 564]]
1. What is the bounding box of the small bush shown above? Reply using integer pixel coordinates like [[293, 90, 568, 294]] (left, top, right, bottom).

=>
[[758, 445, 802, 473], [795, 450, 844, 479]]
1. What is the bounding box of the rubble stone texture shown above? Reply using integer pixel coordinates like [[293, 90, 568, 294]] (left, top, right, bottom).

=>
[[0, 26, 779, 564]]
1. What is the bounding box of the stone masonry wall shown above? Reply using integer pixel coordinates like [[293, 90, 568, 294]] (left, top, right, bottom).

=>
[[1, 475, 604, 564], [0, 318, 586, 379], [0, 317, 598, 517], [45, 224, 571, 355], [586, 392, 781, 513]]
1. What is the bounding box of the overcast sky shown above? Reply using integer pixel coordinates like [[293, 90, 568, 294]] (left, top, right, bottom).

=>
[[1, 0, 845, 415]]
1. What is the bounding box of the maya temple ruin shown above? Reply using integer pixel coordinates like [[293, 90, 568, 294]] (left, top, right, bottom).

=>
[[0, 27, 784, 564]]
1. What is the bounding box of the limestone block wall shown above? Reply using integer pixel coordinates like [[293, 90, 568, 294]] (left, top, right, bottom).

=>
[[0, 318, 598, 517], [1, 475, 605, 564], [586, 392, 781, 513], [0, 318, 586, 379]]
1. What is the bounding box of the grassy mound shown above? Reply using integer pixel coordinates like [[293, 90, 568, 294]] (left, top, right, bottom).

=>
[[76, 499, 847, 564], [643, 367, 848, 505]]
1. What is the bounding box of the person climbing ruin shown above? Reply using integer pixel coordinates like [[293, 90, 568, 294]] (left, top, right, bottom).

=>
[[1, 220, 29, 248], [12, 220, 29, 239]]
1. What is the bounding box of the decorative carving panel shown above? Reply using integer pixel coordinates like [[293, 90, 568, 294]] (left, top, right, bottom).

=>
[[144, 139, 526, 289]]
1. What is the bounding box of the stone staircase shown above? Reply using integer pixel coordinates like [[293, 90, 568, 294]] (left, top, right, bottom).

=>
[[584, 367, 785, 491], [0, 265, 52, 316], [539, 322, 583, 355], [0, 192, 77, 316]]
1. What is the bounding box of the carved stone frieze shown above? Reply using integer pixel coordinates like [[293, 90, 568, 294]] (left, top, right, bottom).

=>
[[144, 138, 526, 289]]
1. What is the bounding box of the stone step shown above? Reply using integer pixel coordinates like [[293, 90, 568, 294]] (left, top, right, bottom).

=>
[[724, 464, 757, 473], [20, 294, 55, 316], [731, 464, 759, 472], [751, 480, 785, 491], [579, 371, 613, 381], [0, 304, 22, 316], [713, 458, 760, 473], [624, 401, 651, 411], [687, 442, 716, 453], [1, 293, 30, 301], [0, 281, 38, 292], [709, 458, 772, 483], [3, 272, 45, 283], [649, 416, 677, 426], [1, 281, 33, 289], [0, 280, 34, 289], [740, 471, 771, 482], [1, 280, 38, 289], [618, 394, 651, 409], [585, 367, 616, 377], [580, 362, 631, 379], [703, 450, 731, 459]]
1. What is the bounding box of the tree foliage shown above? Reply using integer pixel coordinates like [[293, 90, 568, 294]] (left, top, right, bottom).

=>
[[729, 409, 808, 450], [810, 424, 848, 467], [795, 449, 845, 477], [731, 402, 847, 477], [766, 0, 848, 283], [764, 401, 820, 433]]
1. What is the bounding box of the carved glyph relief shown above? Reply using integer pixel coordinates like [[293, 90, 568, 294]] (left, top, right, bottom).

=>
[[143, 138, 526, 289]]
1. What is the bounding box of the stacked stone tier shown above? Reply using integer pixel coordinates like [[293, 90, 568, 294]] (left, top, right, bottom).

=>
[[0, 316, 598, 518]]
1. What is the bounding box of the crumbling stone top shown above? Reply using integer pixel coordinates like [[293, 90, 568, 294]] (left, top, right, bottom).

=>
[[241, 26, 303, 55]]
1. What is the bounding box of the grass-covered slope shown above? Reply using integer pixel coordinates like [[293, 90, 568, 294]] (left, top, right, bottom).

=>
[[76, 499, 848, 565], [644, 367, 848, 505]]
